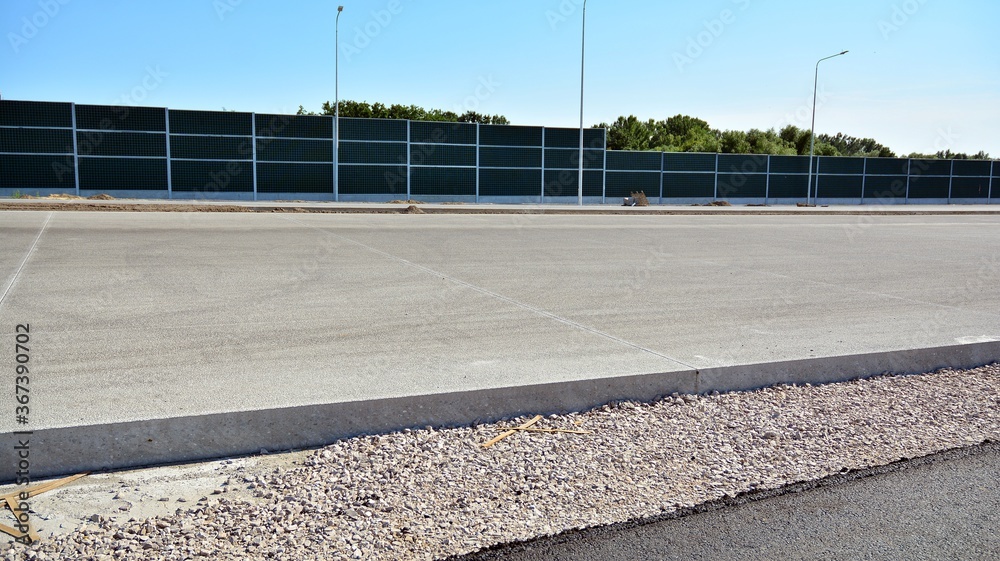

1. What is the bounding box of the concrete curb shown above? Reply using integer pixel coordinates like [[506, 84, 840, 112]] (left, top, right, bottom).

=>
[[2, 341, 997, 482]]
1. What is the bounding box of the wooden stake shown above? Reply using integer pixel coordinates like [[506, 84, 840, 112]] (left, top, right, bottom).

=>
[[0, 472, 88, 544], [482, 415, 542, 448]]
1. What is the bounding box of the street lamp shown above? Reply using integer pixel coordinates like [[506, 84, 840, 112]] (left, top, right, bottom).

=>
[[578, 0, 588, 206], [335, 5, 344, 202], [806, 50, 848, 206]]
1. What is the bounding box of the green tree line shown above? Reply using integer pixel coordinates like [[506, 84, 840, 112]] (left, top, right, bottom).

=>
[[298, 100, 509, 125], [297, 102, 991, 159], [597, 114, 992, 159]]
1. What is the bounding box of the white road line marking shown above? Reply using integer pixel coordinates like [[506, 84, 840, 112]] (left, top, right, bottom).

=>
[[282, 216, 697, 370], [0, 212, 53, 310]]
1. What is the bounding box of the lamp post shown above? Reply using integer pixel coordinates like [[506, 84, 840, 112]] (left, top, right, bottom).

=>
[[806, 50, 847, 207], [578, 0, 588, 206], [335, 5, 344, 202]]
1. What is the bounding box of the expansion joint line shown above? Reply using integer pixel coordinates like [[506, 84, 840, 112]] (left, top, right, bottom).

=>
[[284, 216, 696, 370], [0, 212, 52, 310]]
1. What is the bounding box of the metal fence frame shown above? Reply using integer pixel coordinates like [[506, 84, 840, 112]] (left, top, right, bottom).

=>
[[1, 100, 997, 204]]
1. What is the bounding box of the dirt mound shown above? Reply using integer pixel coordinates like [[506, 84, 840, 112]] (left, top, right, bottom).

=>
[[87, 194, 116, 200], [30, 193, 84, 200], [630, 191, 650, 206], [388, 199, 425, 205], [401, 205, 425, 214], [707, 200, 732, 206]]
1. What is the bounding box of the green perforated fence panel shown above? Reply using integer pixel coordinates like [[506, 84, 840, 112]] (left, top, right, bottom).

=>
[[663, 172, 714, 197], [0, 155, 74, 188], [663, 153, 716, 172], [908, 175, 950, 198], [952, 160, 991, 177], [78, 157, 168, 190], [544, 148, 603, 170], [0, 128, 73, 154], [718, 154, 769, 175], [717, 173, 766, 198], [339, 165, 407, 195], [257, 163, 332, 193], [0, 101, 72, 128], [863, 175, 907, 199], [951, 177, 990, 198], [479, 125, 542, 147], [767, 174, 808, 198], [910, 159, 951, 176], [544, 170, 602, 197], [820, 157, 865, 175], [411, 144, 476, 167], [543, 127, 604, 148], [76, 105, 165, 132], [170, 135, 252, 160], [339, 142, 407, 165], [479, 147, 541, 168], [411, 167, 476, 196], [255, 114, 332, 139], [605, 171, 659, 198], [339, 118, 407, 142], [865, 158, 909, 175], [78, 132, 165, 158], [410, 121, 476, 145], [170, 160, 253, 192], [168, 110, 251, 136], [768, 155, 812, 174], [256, 139, 332, 163], [478, 169, 542, 196], [817, 175, 863, 198], [606, 151, 661, 171]]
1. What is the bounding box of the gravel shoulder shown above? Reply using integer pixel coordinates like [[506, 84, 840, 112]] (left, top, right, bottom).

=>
[[1, 364, 997, 560]]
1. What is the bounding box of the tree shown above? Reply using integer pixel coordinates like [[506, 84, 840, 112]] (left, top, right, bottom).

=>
[[747, 128, 796, 156], [302, 100, 510, 124], [719, 130, 751, 154], [818, 132, 895, 158], [602, 115, 654, 151]]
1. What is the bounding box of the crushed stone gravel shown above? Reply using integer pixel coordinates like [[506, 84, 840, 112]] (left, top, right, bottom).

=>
[[3, 364, 998, 560]]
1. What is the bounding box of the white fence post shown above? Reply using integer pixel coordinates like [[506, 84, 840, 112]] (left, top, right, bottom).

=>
[[70, 103, 80, 196], [165, 108, 172, 200]]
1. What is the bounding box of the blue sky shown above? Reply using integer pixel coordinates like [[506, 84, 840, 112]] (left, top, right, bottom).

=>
[[3, 0, 998, 156]]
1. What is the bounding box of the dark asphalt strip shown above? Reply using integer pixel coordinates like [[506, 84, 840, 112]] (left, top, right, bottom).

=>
[[449, 440, 999, 561]]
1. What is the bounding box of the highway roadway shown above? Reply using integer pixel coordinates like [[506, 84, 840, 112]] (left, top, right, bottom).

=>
[[1, 210, 998, 478]]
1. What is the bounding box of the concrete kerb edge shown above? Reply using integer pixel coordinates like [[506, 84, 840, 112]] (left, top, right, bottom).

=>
[[3, 341, 997, 482]]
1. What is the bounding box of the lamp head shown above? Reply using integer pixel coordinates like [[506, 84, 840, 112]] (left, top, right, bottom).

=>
[[338, 5, 344, 12], [840, 50, 849, 55]]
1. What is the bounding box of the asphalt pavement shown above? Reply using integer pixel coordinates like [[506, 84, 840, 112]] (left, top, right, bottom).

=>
[[455, 442, 1000, 561]]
